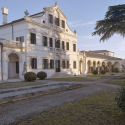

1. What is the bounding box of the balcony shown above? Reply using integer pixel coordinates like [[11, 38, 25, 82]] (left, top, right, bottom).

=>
[[0, 39, 24, 50], [49, 47, 66, 55]]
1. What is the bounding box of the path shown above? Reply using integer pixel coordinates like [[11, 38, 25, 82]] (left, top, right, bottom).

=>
[[0, 80, 120, 125]]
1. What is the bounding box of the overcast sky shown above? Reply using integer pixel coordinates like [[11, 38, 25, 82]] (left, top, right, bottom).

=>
[[0, 0, 125, 58]]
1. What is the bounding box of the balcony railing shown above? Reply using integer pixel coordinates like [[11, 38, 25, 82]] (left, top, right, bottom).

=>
[[49, 47, 66, 55], [1, 39, 23, 49]]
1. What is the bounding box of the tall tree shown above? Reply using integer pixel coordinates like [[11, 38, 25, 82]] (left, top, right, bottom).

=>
[[93, 4, 125, 41]]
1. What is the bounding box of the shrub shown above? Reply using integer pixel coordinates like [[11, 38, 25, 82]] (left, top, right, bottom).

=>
[[24, 72, 37, 82], [116, 87, 125, 112], [92, 70, 98, 75], [37, 71, 47, 80], [113, 68, 119, 73], [100, 70, 106, 75]]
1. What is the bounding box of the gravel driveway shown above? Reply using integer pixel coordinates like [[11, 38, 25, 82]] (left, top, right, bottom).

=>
[[0, 82, 120, 125]]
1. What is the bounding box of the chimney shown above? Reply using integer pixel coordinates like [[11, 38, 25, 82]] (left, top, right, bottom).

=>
[[1, 7, 9, 24]]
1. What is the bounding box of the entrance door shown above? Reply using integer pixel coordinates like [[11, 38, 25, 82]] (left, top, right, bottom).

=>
[[8, 53, 19, 79], [55, 60, 61, 72]]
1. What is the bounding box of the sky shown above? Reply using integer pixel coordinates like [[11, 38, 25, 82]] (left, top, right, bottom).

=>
[[0, 0, 125, 58]]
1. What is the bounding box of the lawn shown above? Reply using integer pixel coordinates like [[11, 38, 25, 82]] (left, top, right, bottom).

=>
[[107, 75, 125, 86], [16, 92, 125, 125], [108, 79, 125, 86], [0, 81, 46, 90], [48, 76, 102, 82]]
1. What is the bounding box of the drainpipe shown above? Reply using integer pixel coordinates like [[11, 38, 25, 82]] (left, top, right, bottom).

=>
[[11, 23, 14, 40], [0, 42, 3, 81]]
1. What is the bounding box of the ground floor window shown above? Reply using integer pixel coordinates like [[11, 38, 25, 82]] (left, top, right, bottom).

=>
[[43, 59, 49, 69], [62, 60, 66, 69], [73, 61, 77, 69], [31, 58, 37, 69], [67, 61, 69, 69], [62, 60, 70, 69], [50, 59, 54, 69]]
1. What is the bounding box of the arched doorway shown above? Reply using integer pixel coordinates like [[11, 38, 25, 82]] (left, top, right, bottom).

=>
[[107, 62, 112, 72], [8, 53, 19, 79], [79, 60, 83, 74], [93, 61, 96, 70], [101, 62, 106, 71], [113, 62, 120, 72], [87, 60, 92, 73]]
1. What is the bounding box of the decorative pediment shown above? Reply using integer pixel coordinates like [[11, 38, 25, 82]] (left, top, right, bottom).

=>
[[44, 5, 67, 19]]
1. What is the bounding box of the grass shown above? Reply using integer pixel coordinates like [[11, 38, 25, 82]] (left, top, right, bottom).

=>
[[0, 73, 124, 89], [48, 76, 102, 82], [106, 74, 125, 86], [108, 79, 125, 86], [16, 92, 125, 125], [0, 81, 45, 90]]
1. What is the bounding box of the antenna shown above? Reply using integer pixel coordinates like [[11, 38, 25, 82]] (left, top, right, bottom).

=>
[[24, 9, 29, 16]]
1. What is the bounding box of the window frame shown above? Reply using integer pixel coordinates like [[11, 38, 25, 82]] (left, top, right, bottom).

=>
[[48, 14, 53, 24], [30, 33, 36, 44], [66, 42, 69, 50], [67, 61, 69, 69], [55, 40, 60, 48], [61, 20, 65, 28], [73, 44, 76, 52], [62, 41, 65, 50], [43, 59, 49, 69], [73, 61, 77, 69], [55, 17, 60, 26], [16, 36, 24, 42], [62, 60, 66, 69], [50, 59, 54, 69], [31, 58, 37, 69], [49, 38, 53, 47], [43, 36, 48, 47]]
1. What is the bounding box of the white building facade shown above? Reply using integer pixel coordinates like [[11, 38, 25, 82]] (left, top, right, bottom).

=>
[[0, 5, 123, 81], [0, 5, 80, 81]]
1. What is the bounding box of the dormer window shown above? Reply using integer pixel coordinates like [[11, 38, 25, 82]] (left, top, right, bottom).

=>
[[61, 20, 65, 28], [55, 17, 60, 26], [48, 14, 53, 24]]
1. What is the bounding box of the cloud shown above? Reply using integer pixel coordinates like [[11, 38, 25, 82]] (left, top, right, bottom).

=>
[[69, 20, 96, 28]]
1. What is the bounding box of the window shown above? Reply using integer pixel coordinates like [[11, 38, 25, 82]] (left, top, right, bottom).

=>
[[48, 14, 53, 24], [43, 59, 49, 69], [67, 61, 69, 69], [43, 36, 48, 47], [55, 17, 60, 26], [16, 36, 24, 42], [62, 60, 66, 69], [66, 42, 69, 50], [50, 59, 54, 69], [30, 33, 36, 44], [73, 44, 76, 52], [73, 61, 77, 69], [62, 41, 65, 50], [49, 38, 53, 47], [55, 40, 60, 48], [31, 58, 37, 69], [61, 20, 65, 28]]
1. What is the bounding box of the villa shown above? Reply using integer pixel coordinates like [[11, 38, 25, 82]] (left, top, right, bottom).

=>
[[0, 4, 123, 81]]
